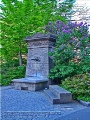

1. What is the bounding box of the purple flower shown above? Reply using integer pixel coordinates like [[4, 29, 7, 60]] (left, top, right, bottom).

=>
[[63, 24, 68, 29], [56, 20, 60, 24], [84, 54, 86, 56], [59, 44, 66, 50], [51, 48, 54, 53], [84, 48, 87, 51], [57, 31, 60, 34], [73, 37, 77, 41], [68, 22, 72, 25], [69, 39, 77, 44], [70, 23, 76, 28], [77, 43, 82, 47], [84, 47, 88, 51], [85, 34, 89, 37], [48, 22, 53, 25], [83, 22, 87, 26], [62, 29, 71, 34], [81, 37, 85, 40], [50, 56, 54, 59], [62, 29, 66, 32], [52, 46, 54, 49], [69, 40, 73, 43], [78, 22, 83, 27]]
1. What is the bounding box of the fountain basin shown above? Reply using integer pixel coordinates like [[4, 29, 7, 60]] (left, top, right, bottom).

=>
[[12, 77, 49, 91]]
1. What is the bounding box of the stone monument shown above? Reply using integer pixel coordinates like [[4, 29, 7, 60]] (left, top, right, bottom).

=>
[[12, 33, 56, 91]]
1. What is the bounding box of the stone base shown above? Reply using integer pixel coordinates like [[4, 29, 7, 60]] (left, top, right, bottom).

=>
[[44, 85, 72, 104], [12, 77, 49, 91]]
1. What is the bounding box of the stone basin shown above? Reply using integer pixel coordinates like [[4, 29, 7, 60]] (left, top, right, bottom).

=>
[[12, 77, 49, 91]]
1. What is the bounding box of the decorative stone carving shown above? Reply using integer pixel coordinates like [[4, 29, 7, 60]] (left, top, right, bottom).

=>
[[28, 41, 55, 48], [25, 33, 57, 42]]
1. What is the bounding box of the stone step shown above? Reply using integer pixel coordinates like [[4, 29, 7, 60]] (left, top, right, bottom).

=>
[[49, 85, 72, 103], [49, 85, 71, 97], [44, 89, 60, 104]]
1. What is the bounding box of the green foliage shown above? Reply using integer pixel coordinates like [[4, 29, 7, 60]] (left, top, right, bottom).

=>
[[0, 63, 26, 86], [0, 0, 75, 86], [61, 73, 90, 102], [0, 0, 66, 65], [48, 21, 90, 79], [58, 0, 75, 19]]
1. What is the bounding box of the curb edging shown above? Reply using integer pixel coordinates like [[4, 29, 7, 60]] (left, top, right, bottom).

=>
[[78, 100, 90, 107]]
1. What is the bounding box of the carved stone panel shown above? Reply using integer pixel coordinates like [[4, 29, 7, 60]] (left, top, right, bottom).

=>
[[28, 40, 55, 48]]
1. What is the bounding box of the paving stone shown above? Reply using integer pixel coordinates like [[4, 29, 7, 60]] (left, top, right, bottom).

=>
[[1, 86, 87, 120]]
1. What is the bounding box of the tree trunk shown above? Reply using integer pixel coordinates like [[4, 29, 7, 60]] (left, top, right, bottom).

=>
[[19, 51, 22, 66]]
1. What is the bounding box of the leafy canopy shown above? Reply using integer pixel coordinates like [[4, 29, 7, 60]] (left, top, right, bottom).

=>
[[1, 0, 66, 63]]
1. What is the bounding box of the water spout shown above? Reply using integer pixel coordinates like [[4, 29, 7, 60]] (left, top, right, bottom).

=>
[[33, 73, 44, 78]]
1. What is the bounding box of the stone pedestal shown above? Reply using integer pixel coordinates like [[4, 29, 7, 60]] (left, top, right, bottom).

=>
[[13, 77, 48, 91], [25, 33, 56, 78], [12, 33, 56, 91]]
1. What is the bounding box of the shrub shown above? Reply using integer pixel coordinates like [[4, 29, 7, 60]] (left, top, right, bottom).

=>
[[46, 21, 90, 79], [0, 65, 26, 86], [61, 73, 90, 102]]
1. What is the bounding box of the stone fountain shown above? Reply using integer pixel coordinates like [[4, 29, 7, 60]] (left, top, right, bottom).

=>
[[12, 33, 56, 91]]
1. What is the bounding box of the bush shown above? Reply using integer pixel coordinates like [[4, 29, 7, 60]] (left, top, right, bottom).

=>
[[61, 73, 90, 102], [0, 65, 26, 86], [46, 21, 90, 80]]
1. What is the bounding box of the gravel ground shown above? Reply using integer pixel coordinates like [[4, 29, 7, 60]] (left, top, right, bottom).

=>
[[1, 86, 87, 120]]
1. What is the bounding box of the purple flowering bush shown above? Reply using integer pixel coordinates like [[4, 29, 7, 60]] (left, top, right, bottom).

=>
[[46, 20, 90, 79]]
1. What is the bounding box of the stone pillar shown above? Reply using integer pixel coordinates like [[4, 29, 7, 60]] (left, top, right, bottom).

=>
[[25, 33, 56, 78], [12, 33, 56, 91]]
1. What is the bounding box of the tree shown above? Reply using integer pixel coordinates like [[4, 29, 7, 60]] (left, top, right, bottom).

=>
[[0, 0, 75, 66], [57, 0, 75, 20], [1, 0, 66, 66]]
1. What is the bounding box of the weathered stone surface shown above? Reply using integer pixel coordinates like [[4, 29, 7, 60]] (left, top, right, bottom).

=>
[[49, 85, 72, 103], [44, 85, 72, 104], [12, 33, 56, 91], [13, 77, 49, 91], [28, 41, 55, 48], [25, 33, 56, 78], [78, 100, 90, 107], [25, 33, 57, 42], [26, 48, 49, 77]]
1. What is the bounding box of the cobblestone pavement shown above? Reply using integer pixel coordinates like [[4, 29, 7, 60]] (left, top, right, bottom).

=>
[[1, 86, 87, 120]]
